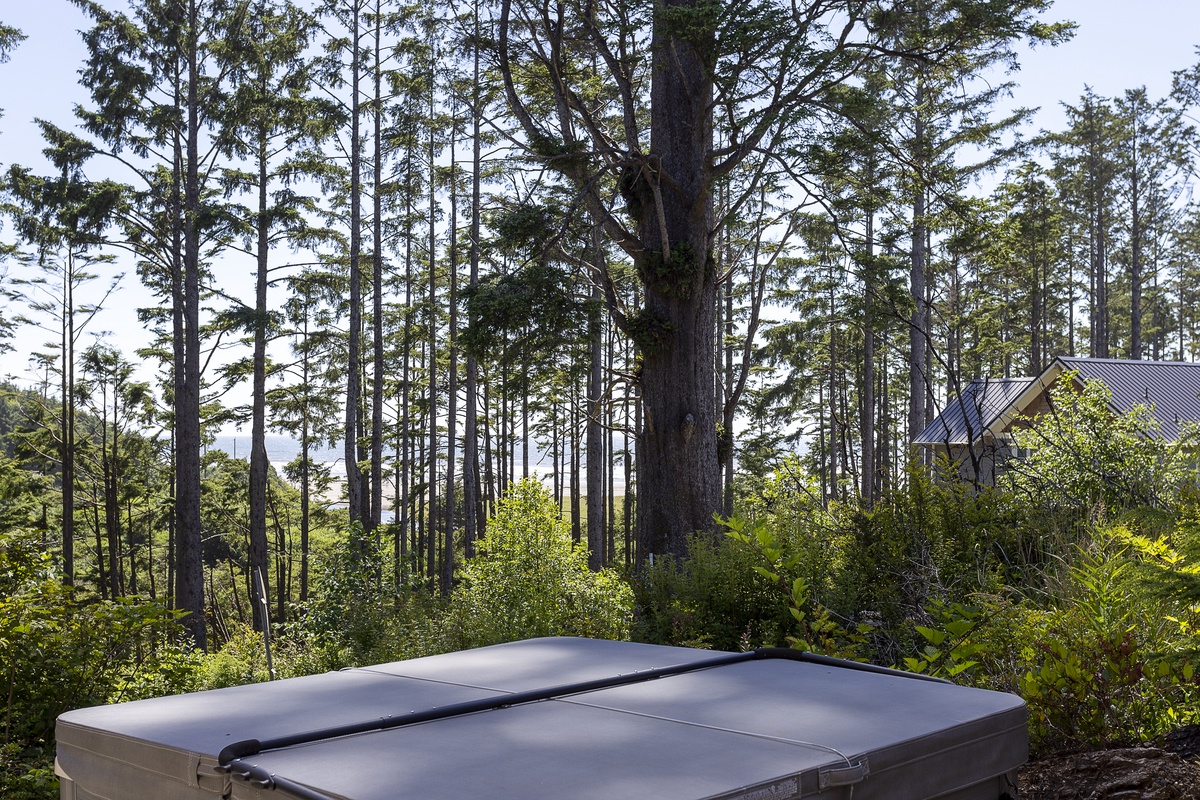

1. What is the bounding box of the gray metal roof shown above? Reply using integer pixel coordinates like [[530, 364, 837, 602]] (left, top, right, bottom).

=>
[[913, 377, 1032, 445], [914, 358, 1200, 447], [1055, 356, 1200, 440]]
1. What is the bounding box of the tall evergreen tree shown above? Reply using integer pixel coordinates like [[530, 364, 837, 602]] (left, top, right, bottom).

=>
[[2, 127, 121, 588], [1111, 88, 1194, 360], [215, 0, 337, 630], [875, 0, 1068, 444], [318, 0, 371, 532], [1051, 90, 1121, 360], [71, 0, 240, 649], [0, 21, 27, 351], [496, 0, 1067, 557], [0, 22, 22, 127]]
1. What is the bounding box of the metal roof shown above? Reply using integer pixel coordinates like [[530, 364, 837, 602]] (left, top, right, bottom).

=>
[[913, 377, 1033, 445], [1055, 356, 1200, 440], [914, 358, 1200, 446]]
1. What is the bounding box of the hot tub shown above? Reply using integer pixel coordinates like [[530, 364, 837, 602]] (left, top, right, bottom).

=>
[[56, 636, 1026, 799]]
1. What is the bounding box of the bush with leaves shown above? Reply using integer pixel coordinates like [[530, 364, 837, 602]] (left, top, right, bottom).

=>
[[1006, 374, 1198, 523], [903, 526, 1199, 755], [445, 479, 633, 648], [0, 485, 189, 799], [632, 530, 798, 651], [286, 523, 442, 670], [1016, 527, 1197, 753], [720, 515, 868, 657]]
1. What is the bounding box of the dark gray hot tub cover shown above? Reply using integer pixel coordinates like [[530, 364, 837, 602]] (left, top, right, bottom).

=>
[[56, 636, 1027, 800]]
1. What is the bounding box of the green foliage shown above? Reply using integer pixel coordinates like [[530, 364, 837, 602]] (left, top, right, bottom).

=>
[[896, 527, 1200, 756], [1133, 489, 1200, 627], [0, 525, 186, 799], [1016, 528, 1197, 753], [291, 523, 398, 666], [632, 532, 796, 651], [730, 459, 1019, 662], [0, 743, 56, 800], [196, 624, 280, 689], [1006, 374, 1197, 519], [902, 601, 989, 680], [461, 261, 590, 372], [639, 242, 702, 299], [445, 479, 633, 647], [625, 307, 675, 354], [721, 515, 866, 657]]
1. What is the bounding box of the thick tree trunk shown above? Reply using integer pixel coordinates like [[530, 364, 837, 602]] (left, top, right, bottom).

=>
[[632, 0, 719, 561], [570, 387, 581, 544], [401, 179, 413, 579], [104, 400, 121, 598], [463, 15, 483, 557], [1130, 148, 1142, 359], [62, 254, 75, 587], [721, 264, 734, 518], [370, 7, 384, 534], [633, 1, 715, 563], [443, 137, 458, 596], [861, 210, 876, 508], [908, 83, 929, 450], [426, 68, 438, 589]]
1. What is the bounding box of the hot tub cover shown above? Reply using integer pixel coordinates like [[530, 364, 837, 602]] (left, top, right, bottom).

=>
[[56, 636, 1026, 800]]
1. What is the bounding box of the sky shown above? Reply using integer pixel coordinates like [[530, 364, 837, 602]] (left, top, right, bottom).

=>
[[2, 0, 1200, 410]]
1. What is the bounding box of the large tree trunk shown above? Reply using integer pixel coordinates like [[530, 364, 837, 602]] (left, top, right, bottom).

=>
[[860, 209, 876, 508], [1130, 134, 1143, 359], [104, 395, 122, 598], [462, 16, 482, 557], [443, 131, 458, 596], [908, 81, 929, 450], [62, 255, 76, 588], [426, 62, 438, 589], [370, 6, 384, 533], [632, 0, 719, 561]]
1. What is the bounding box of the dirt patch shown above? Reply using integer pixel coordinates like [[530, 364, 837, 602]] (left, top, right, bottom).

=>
[[1019, 746, 1200, 799]]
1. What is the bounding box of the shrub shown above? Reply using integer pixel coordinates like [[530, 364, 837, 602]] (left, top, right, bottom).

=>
[[720, 515, 867, 657], [1006, 374, 1197, 521], [0, 527, 187, 800], [632, 530, 797, 651], [445, 479, 633, 647], [904, 526, 1199, 755], [1017, 527, 1197, 753], [288, 522, 400, 667]]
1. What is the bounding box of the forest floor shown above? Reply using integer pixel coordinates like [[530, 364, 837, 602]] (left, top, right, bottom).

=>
[[1019, 726, 1200, 799]]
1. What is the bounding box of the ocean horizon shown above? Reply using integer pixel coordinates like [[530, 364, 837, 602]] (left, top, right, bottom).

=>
[[207, 434, 626, 493]]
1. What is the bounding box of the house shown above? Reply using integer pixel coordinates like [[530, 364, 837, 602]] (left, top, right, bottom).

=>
[[913, 357, 1200, 484]]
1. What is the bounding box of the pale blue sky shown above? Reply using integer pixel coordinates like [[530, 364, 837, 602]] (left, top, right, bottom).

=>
[[1, 0, 1199, 394], [4, 0, 1199, 171]]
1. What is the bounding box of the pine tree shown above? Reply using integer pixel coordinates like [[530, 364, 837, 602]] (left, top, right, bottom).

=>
[[215, 0, 337, 630], [495, 0, 1068, 556], [317, 0, 372, 533], [875, 0, 1068, 444], [1112, 88, 1194, 360], [1051, 90, 1121, 360], [71, 0, 241, 649], [2, 128, 121, 588]]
